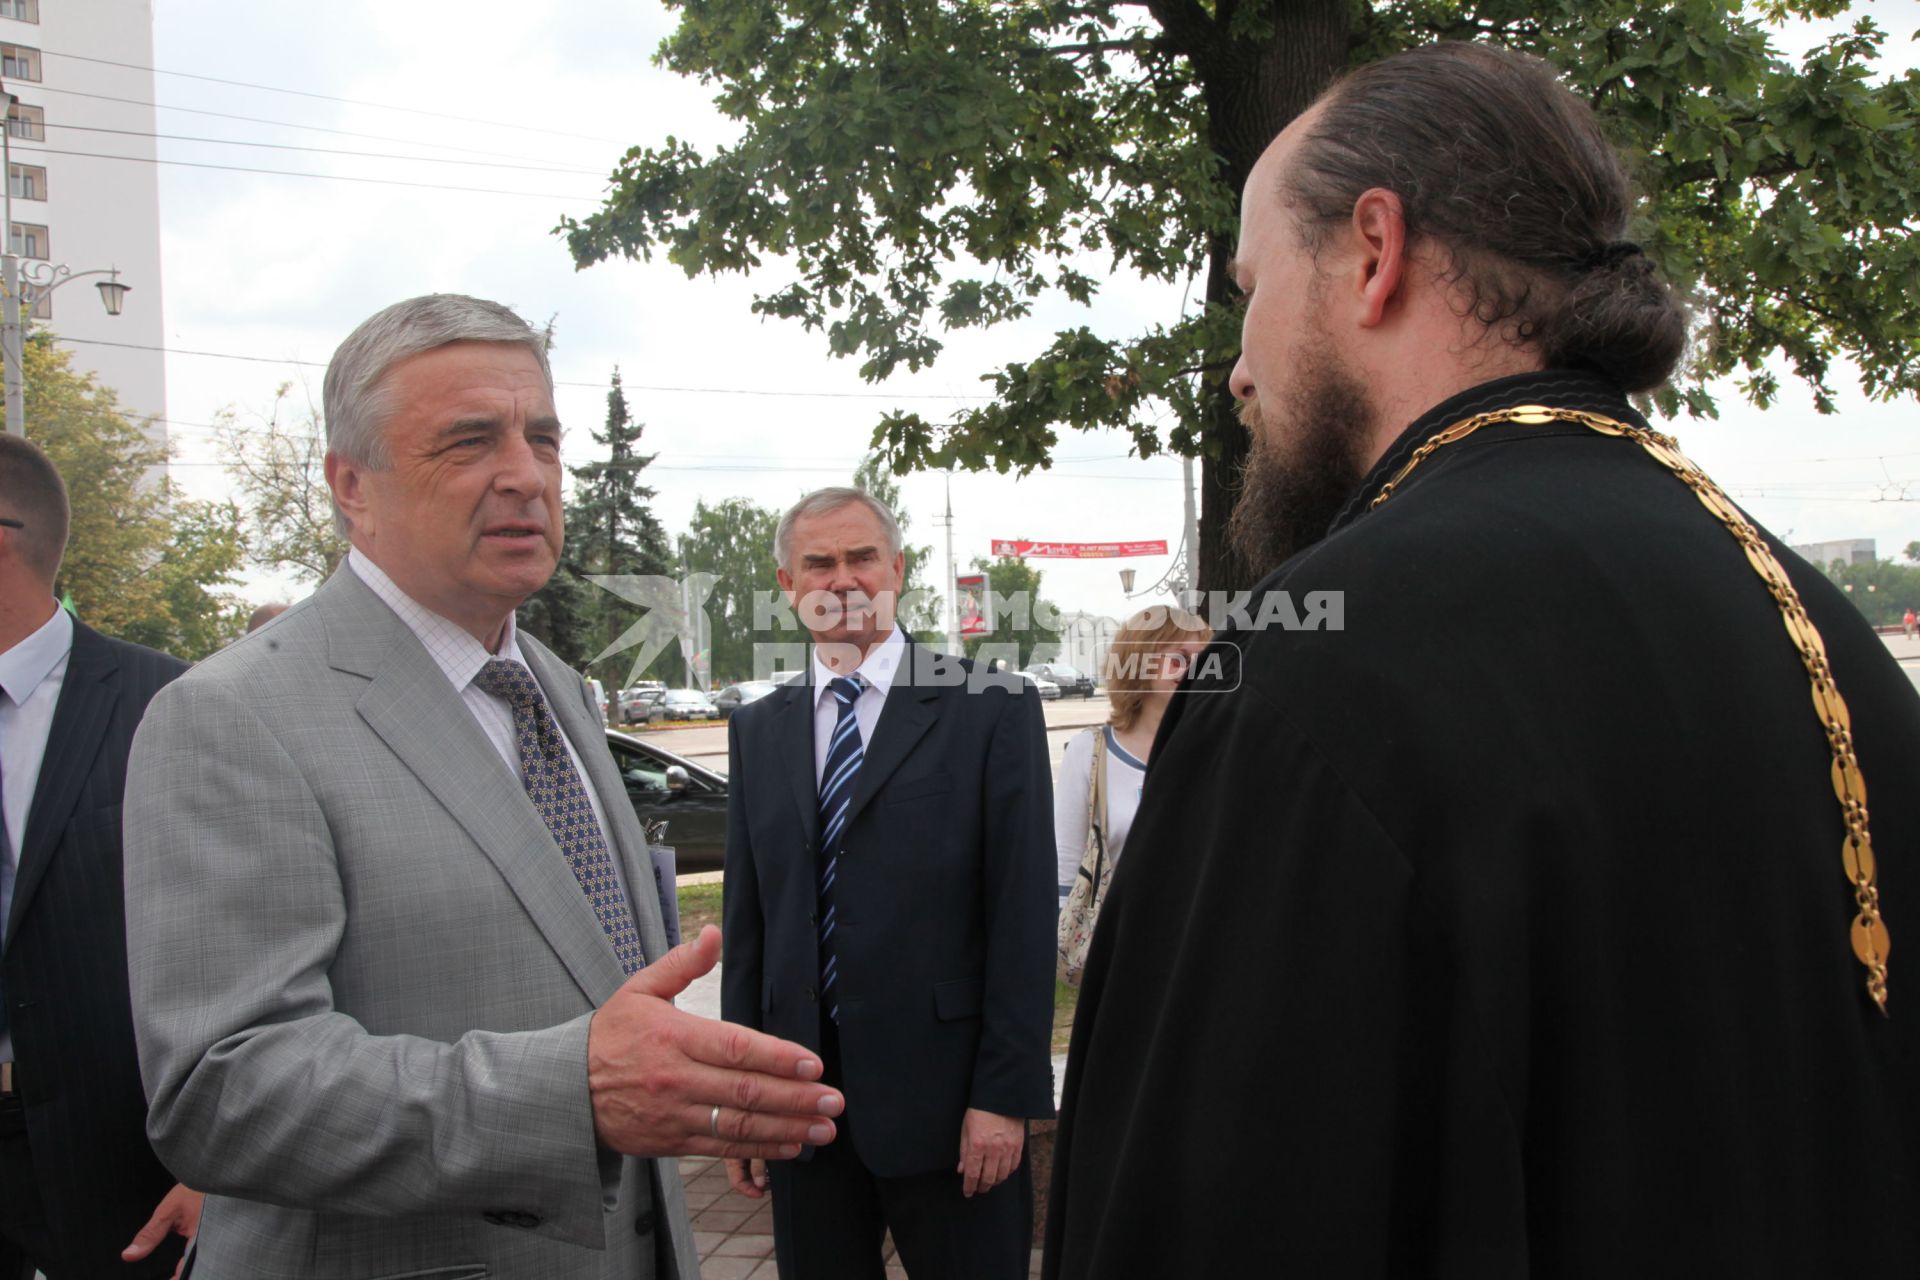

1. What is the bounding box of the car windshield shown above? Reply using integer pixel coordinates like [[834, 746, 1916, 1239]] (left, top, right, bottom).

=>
[[1051, 666, 1082, 678], [665, 691, 704, 704]]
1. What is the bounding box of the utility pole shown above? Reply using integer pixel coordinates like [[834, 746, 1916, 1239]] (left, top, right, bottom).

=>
[[0, 88, 132, 436], [943, 470, 961, 655], [1180, 454, 1199, 608]]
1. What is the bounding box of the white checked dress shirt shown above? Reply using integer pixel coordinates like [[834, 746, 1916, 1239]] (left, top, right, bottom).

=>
[[346, 550, 635, 912]]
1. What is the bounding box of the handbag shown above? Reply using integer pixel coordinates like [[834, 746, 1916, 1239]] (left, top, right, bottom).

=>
[[1056, 728, 1110, 987]]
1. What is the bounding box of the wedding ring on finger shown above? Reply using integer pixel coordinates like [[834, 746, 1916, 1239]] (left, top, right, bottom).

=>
[[709, 1104, 722, 1139]]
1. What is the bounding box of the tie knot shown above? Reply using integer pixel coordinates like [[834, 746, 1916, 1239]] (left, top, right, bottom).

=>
[[474, 657, 542, 708], [829, 674, 865, 707]]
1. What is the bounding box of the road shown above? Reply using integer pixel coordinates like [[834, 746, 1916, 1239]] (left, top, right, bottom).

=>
[[622, 692, 1115, 776]]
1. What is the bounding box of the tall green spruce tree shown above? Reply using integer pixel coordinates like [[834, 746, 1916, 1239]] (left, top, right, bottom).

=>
[[522, 369, 672, 670]]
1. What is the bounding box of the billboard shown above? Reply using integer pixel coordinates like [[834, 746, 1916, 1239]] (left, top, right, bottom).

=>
[[955, 572, 989, 636], [991, 539, 1169, 559]]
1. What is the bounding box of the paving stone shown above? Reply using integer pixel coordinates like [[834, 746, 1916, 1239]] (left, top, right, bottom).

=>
[[701, 1257, 763, 1280], [694, 1204, 755, 1231], [692, 1230, 727, 1258], [713, 1233, 775, 1259]]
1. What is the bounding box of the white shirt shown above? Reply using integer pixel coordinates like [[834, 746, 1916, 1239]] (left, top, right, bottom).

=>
[[0, 601, 73, 1062], [810, 626, 906, 789], [1053, 725, 1146, 905], [346, 551, 630, 906]]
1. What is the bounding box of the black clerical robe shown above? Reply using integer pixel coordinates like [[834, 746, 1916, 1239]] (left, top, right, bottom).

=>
[[1044, 370, 1920, 1278]]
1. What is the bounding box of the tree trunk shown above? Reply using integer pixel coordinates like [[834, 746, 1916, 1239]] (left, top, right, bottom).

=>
[[1192, 0, 1351, 594]]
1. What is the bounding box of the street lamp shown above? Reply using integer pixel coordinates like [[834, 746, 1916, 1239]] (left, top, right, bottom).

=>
[[0, 89, 133, 435]]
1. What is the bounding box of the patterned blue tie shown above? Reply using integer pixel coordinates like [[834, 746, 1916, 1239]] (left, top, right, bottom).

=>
[[817, 674, 866, 1024], [475, 659, 645, 975]]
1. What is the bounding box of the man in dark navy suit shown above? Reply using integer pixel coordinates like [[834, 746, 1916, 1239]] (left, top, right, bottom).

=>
[[0, 434, 199, 1278], [721, 487, 1055, 1279]]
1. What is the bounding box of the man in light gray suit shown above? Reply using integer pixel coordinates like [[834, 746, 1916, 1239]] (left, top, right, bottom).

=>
[[123, 294, 844, 1278]]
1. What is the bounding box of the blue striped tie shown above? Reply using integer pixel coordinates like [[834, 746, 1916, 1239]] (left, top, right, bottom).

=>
[[817, 673, 865, 1024]]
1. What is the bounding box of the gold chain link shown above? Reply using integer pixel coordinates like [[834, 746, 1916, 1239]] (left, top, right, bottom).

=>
[[1370, 404, 1891, 1015]]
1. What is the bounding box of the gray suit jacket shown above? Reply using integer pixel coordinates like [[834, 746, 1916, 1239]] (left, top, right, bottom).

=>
[[123, 566, 697, 1279]]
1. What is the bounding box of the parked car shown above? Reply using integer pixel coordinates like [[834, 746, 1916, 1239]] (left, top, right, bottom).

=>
[[618, 685, 665, 724], [1025, 662, 1095, 698], [648, 688, 721, 723], [1019, 670, 1062, 700], [584, 677, 610, 724], [713, 679, 779, 718], [603, 729, 727, 872]]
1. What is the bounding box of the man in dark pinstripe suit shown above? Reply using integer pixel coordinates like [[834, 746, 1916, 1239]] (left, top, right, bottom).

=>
[[0, 435, 198, 1279]]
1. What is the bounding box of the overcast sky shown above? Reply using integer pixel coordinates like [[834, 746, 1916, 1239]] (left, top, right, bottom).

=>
[[138, 0, 1920, 634]]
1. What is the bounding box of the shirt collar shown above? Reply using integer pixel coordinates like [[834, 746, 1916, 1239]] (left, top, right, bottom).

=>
[[347, 548, 524, 693], [0, 602, 73, 708], [811, 625, 906, 708]]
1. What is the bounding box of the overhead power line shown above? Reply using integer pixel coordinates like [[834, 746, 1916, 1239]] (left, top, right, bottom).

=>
[[57, 336, 994, 400], [27, 84, 600, 166], [11, 145, 596, 201], [44, 121, 606, 175], [39, 48, 622, 144]]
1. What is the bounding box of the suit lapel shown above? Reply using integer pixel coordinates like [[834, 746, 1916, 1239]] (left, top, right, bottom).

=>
[[520, 638, 673, 965], [843, 639, 941, 833], [321, 568, 628, 1004], [777, 671, 821, 847], [7, 620, 115, 946]]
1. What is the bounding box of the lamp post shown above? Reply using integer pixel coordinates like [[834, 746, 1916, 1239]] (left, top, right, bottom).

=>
[[1, 88, 132, 436]]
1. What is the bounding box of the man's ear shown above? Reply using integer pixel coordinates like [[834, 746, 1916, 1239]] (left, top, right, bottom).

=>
[[324, 451, 369, 539], [775, 564, 796, 608], [1350, 187, 1411, 329]]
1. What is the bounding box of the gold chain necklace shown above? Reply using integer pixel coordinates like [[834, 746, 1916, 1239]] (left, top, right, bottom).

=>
[[1369, 404, 1891, 1015]]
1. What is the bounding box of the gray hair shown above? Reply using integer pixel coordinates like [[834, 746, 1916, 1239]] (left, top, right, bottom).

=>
[[774, 486, 903, 571], [321, 294, 554, 536]]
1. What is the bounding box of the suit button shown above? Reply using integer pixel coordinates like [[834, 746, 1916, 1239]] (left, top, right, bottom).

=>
[[634, 1209, 655, 1236], [805, 987, 816, 1002]]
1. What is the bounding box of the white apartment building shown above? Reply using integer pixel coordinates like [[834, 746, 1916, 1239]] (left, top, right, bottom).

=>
[[1, 0, 166, 448]]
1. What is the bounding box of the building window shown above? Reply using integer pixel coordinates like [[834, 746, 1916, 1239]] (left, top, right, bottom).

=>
[[8, 162, 42, 200], [0, 1, 39, 23], [0, 43, 38, 81], [4, 101, 40, 140], [10, 221, 47, 259]]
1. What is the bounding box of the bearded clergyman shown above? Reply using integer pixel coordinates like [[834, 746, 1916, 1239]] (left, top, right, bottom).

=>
[[1045, 42, 1920, 1279]]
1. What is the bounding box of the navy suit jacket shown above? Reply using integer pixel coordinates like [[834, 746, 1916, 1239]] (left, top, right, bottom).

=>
[[3, 619, 187, 1269], [721, 640, 1056, 1177]]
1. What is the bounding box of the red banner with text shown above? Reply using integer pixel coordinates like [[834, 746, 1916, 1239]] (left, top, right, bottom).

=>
[[990, 539, 1169, 560]]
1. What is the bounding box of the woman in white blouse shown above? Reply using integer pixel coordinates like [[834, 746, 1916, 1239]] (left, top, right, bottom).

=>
[[1055, 605, 1208, 905]]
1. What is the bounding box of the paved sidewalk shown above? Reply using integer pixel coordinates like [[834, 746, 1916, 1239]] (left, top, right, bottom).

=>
[[678, 1154, 1045, 1278]]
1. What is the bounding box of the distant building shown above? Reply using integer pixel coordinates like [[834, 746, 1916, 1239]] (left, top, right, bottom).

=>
[[1059, 610, 1120, 685], [2, 0, 167, 451], [1791, 538, 1877, 571]]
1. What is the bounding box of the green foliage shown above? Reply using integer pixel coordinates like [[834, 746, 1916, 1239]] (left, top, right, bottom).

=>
[[217, 385, 346, 584], [962, 551, 1062, 667], [565, 0, 1920, 590], [679, 495, 786, 683], [32, 337, 246, 659], [1821, 555, 1920, 627], [526, 369, 675, 670]]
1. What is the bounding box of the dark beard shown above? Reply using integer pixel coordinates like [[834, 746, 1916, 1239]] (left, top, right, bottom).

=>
[[1226, 357, 1376, 580]]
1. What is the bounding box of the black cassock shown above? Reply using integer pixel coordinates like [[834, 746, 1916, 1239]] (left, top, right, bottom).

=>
[[1044, 370, 1920, 1278]]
